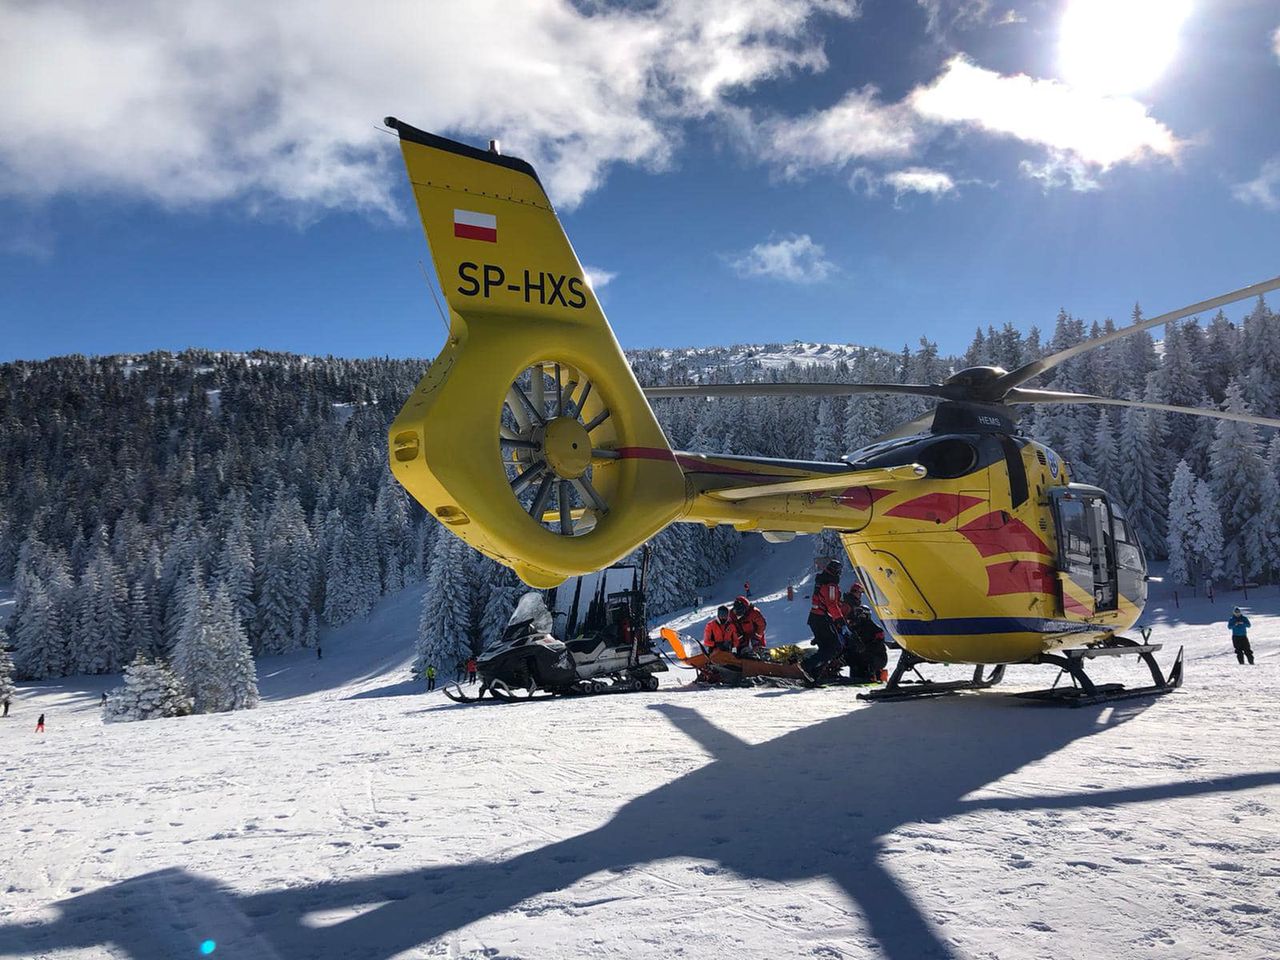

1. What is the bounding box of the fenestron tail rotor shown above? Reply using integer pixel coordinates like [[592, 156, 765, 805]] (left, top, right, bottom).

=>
[[385, 120, 688, 587], [502, 361, 618, 538]]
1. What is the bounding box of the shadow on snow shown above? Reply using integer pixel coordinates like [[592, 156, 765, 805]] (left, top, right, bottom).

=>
[[3, 695, 1278, 960]]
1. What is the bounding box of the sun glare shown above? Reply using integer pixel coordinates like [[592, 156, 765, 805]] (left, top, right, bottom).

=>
[[1059, 0, 1193, 95]]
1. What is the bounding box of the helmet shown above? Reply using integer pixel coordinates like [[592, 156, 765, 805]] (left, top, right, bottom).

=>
[[732, 596, 749, 614], [825, 559, 843, 575], [717, 605, 730, 620], [1234, 606, 1242, 614]]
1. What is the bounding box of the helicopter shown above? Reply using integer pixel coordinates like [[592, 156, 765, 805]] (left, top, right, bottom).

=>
[[381, 116, 1280, 705]]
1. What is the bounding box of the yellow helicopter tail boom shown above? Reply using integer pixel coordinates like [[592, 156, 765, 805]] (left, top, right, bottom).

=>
[[384, 120, 687, 588]]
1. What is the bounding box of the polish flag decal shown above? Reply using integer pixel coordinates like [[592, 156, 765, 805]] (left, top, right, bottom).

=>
[[453, 209, 497, 242]]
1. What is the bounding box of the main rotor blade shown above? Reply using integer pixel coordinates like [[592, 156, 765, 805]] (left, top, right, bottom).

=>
[[994, 274, 1280, 394], [643, 382, 958, 400], [1006, 388, 1280, 429], [867, 409, 937, 444]]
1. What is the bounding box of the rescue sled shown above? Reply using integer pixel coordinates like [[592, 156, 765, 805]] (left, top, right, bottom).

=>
[[661, 628, 845, 686]]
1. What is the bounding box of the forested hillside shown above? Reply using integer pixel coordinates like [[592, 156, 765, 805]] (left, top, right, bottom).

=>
[[3, 295, 1278, 685]]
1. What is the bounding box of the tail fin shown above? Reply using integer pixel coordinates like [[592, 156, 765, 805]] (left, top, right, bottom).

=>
[[385, 119, 687, 588]]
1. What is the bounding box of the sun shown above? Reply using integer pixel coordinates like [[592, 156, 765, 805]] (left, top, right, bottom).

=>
[[1058, 0, 1193, 96]]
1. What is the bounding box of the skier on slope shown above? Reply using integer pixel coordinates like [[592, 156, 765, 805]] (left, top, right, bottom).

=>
[[801, 560, 846, 684], [466, 657, 478, 685], [1228, 608, 1255, 665], [703, 606, 739, 653], [730, 596, 766, 657], [36, 713, 45, 733], [425, 664, 437, 690]]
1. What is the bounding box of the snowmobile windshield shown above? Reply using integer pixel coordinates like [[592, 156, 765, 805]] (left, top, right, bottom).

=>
[[507, 592, 554, 636]]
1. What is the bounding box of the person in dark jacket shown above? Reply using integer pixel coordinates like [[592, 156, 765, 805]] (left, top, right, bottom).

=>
[[36, 713, 45, 733], [1228, 608, 1254, 665], [802, 560, 846, 683], [846, 605, 888, 682]]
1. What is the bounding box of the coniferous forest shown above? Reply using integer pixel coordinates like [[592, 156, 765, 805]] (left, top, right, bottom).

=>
[[2, 295, 1279, 697]]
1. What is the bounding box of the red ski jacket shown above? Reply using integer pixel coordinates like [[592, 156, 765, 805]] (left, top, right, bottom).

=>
[[703, 618, 740, 651], [811, 575, 844, 622], [731, 603, 767, 649]]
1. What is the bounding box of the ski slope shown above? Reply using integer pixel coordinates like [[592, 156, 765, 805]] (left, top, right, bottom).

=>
[[2, 553, 1279, 960]]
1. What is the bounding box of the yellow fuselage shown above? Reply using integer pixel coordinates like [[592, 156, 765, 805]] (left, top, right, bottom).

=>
[[679, 443, 1141, 665]]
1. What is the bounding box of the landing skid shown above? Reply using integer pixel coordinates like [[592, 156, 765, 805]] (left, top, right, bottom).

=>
[[858, 650, 1006, 702], [1015, 635, 1184, 707], [859, 635, 1184, 707]]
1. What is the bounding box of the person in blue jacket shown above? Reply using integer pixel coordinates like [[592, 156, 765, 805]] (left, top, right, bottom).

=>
[[1228, 607, 1254, 665]]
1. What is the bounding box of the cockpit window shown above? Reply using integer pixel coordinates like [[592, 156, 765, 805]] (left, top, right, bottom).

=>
[[844, 434, 979, 479], [917, 438, 978, 479]]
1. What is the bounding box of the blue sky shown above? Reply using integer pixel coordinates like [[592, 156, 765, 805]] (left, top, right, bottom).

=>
[[1, 0, 1278, 363]]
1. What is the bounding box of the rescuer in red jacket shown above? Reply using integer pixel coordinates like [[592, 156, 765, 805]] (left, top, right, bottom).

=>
[[703, 605, 740, 653], [730, 595, 767, 656], [802, 559, 846, 683]]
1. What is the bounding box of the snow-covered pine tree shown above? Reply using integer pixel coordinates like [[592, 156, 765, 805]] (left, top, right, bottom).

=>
[[1259, 435, 1280, 581], [478, 563, 525, 648], [214, 507, 256, 634], [207, 583, 259, 711], [1116, 396, 1167, 556], [1167, 462, 1225, 590], [322, 512, 359, 626], [1190, 478, 1225, 584], [102, 653, 192, 723], [645, 524, 693, 615], [171, 564, 212, 706], [1084, 413, 1121, 496], [374, 469, 412, 593], [1153, 320, 1207, 454], [0, 642, 15, 706], [14, 580, 63, 679], [76, 546, 129, 674], [1165, 461, 1196, 586], [256, 493, 314, 654], [354, 515, 382, 618], [1240, 295, 1280, 415], [1208, 381, 1269, 582], [125, 579, 159, 659], [415, 532, 474, 677]]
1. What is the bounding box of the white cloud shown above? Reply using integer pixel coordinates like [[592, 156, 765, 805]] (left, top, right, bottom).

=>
[[916, 0, 996, 36], [909, 55, 1179, 185], [582, 265, 617, 290], [1233, 158, 1280, 211], [726, 234, 835, 283], [883, 167, 956, 198], [758, 88, 920, 178], [0, 0, 857, 215]]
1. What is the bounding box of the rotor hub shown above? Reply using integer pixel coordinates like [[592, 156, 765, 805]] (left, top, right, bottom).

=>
[[542, 416, 592, 479]]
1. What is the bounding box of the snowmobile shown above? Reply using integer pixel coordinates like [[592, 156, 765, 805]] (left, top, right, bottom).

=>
[[444, 559, 666, 703]]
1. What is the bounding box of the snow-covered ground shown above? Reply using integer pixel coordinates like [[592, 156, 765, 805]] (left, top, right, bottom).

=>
[[3, 551, 1279, 960]]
